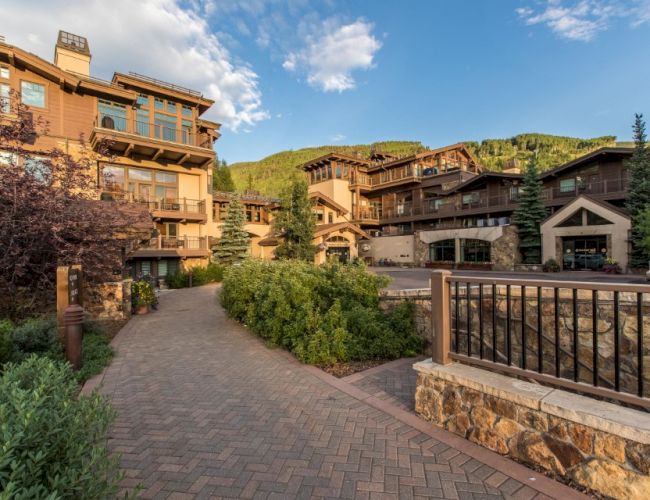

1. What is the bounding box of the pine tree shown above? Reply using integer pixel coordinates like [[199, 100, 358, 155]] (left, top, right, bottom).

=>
[[213, 159, 236, 192], [512, 154, 548, 264], [273, 180, 316, 261], [214, 194, 249, 265], [625, 114, 650, 269]]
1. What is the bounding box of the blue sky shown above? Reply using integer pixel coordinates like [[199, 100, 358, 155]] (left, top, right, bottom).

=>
[[4, 0, 650, 163]]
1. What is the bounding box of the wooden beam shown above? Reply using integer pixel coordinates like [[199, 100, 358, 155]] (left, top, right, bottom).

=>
[[125, 143, 135, 158], [152, 149, 163, 161], [179, 153, 191, 165]]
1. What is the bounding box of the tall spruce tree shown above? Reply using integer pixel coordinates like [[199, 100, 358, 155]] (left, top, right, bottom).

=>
[[512, 154, 548, 263], [273, 180, 316, 261], [625, 114, 650, 269], [214, 194, 249, 264], [213, 159, 236, 192]]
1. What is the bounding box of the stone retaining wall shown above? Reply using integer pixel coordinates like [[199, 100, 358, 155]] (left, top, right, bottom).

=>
[[414, 360, 650, 499], [83, 279, 132, 321]]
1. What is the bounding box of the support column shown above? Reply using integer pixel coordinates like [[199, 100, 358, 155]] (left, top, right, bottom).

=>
[[431, 270, 452, 364]]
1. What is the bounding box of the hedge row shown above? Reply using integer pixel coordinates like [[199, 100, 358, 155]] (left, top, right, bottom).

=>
[[166, 262, 224, 288], [220, 260, 423, 364]]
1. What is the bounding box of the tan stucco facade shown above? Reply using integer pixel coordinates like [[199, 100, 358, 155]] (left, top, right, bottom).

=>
[[540, 196, 631, 270]]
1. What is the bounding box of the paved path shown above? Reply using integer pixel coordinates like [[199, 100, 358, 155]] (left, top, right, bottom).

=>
[[372, 267, 647, 290], [95, 285, 586, 499]]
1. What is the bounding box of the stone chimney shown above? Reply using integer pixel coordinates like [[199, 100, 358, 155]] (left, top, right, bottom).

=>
[[54, 30, 90, 76]]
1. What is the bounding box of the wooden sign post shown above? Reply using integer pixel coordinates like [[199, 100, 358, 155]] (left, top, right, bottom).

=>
[[56, 264, 84, 370]]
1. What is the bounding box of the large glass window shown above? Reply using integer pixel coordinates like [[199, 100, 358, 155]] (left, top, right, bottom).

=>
[[182, 105, 192, 117], [155, 113, 177, 142], [0, 84, 10, 113], [559, 178, 576, 193], [461, 239, 491, 263], [429, 239, 455, 262], [135, 110, 149, 136], [136, 94, 149, 107], [154, 98, 163, 110], [98, 100, 127, 131], [181, 119, 192, 145], [166, 101, 177, 113], [102, 165, 125, 191], [462, 192, 479, 205], [0, 67, 9, 79], [24, 156, 50, 183], [21, 81, 45, 108], [128, 168, 152, 181]]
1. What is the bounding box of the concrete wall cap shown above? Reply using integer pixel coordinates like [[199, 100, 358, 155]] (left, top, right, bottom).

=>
[[413, 359, 552, 410], [540, 390, 650, 444]]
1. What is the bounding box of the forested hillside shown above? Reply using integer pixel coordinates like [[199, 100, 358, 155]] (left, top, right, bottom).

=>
[[229, 134, 619, 196]]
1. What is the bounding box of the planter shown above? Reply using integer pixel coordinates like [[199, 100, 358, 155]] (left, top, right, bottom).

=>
[[425, 261, 454, 270], [456, 262, 493, 271], [135, 304, 149, 315]]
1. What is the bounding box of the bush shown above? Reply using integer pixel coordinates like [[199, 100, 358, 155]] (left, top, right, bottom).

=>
[[0, 356, 120, 498], [131, 279, 156, 308], [221, 260, 423, 364], [0, 319, 13, 366], [543, 258, 561, 272], [75, 322, 114, 384], [10, 317, 61, 362], [166, 262, 224, 288]]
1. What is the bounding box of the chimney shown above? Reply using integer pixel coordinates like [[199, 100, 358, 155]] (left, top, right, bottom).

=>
[[54, 30, 91, 76]]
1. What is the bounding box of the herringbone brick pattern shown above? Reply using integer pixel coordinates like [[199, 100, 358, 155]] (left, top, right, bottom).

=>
[[348, 359, 421, 411], [97, 285, 579, 499]]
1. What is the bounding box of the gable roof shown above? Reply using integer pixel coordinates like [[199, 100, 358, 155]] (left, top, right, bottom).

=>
[[314, 222, 370, 239], [301, 152, 372, 171], [540, 147, 633, 180], [444, 171, 523, 194], [367, 143, 482, 172], [309, 191, 348, 214], [540, 194, 630, 227]]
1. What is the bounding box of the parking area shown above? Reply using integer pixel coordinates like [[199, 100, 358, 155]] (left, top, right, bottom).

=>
[[371, 267, 648, 290]]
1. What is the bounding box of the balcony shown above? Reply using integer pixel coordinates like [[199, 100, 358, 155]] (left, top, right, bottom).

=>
[[351, 207, 381, 225], [373, 168, 422, 189], [101, 192, 207, 223], [349, 173, 372, 192], [542, 178, 628, 206], [90, 113, 215, 168], [131, 236, 210, 259]]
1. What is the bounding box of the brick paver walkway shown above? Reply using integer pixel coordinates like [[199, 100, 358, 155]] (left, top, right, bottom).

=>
[[94, 285, 586, 499]]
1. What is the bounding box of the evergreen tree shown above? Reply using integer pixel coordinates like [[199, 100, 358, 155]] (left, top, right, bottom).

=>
[[214, 194, 249, 265], [512, 154, 548, 264], [213, 159, 236, 192], [273, 180, 316, 261], [625, 114, 650, 268]]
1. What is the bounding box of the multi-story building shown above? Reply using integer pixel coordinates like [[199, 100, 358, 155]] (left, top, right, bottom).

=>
[[302, 144, 633, 271], [0, 31, 279, 279]]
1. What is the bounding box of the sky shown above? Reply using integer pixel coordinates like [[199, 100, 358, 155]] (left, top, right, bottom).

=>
[[2, 0, 650, 163]]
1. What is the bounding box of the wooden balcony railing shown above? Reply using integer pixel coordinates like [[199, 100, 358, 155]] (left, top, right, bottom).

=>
[[542, 177, 628, 202], [141, 236, 208, 251], [101, 191, 206, 215]]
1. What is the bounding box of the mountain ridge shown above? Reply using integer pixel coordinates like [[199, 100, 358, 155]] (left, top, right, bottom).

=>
[[229, 134, 620, 197]]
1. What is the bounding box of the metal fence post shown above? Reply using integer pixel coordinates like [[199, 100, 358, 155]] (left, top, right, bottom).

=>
[[431, 270, 452, 365]]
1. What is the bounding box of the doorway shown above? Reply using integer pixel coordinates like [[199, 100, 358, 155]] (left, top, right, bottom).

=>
[[562, 236, 607, 270], [326, 246, 350, 263]]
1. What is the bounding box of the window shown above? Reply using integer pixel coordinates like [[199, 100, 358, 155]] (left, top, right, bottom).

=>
[[135, 110, 149, 136], [0, 84, 10, 113], [314, 209, 324, 222], [154, 98, 163, 110], [166, 101, 177, 113], [560, 178, 576, 193], [102, 165, 125, 191], [335, 165, 342, 178], [128, 168, 152, 181], [586, 210, 612, 226], [158, 259, 168, 277], [429, 239, 455, 262], [165, 222, 178, 237], [155, 171, 177, 184], [140, 261, 151, 276], [461, 239, 491, 263], [98, 100, 127, 131], [328, 212, 334, 223], [24, 156, 50, 183], [462, 192, 479, 205], [0, 67, 9, 79], [509, 186, 520, 201], [181, 119, 192, 145], [155, 113, 177, 142], [182, 105, 192, 117], [0, 151, 17, 165], [21, 81, 45, 108], [136, 94, 149, 107]]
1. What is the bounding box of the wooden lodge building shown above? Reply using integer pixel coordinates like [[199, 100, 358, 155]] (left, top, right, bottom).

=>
[[301, 145, 633, 271]]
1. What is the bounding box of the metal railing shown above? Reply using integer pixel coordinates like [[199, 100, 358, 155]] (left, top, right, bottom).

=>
[[101, 191, 206, 214], [430, 271, 650, 409], [127, 72, 203, 97]]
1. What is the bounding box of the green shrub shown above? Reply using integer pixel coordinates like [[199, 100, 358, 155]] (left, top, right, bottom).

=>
[[0, 319, 13, 366], [543, 258, 561, 272], [10, 317, 61, 362], [75, 327, 114, 384], [0, 356, 120, 498], [166, 262, 224, 288], [221, 260, 422, 364], [131, 279, 156, 308]]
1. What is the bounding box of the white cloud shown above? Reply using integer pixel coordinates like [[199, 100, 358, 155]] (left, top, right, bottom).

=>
[[1, 0, 269, 131], [283, 19, 382, 92], [330, 133, 346, 142], [517, 0, 650, 41]]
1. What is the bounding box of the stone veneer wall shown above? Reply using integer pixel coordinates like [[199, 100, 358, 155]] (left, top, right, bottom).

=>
[[83, 279, 133, 321], [414, 360, 650, 499], [379, 289, 432, 354]]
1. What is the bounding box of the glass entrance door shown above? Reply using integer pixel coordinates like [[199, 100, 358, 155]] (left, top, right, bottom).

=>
[[326, 246, 350, 263], [562, 236, 607, 270]]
